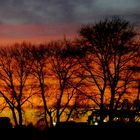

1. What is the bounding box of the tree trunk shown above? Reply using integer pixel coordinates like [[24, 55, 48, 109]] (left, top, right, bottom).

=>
[[42, 96, 49, 127], [11, 107, 18, 127], [48, 114, 54, 127], [100, 92, 104, 123], [40, 81, 49, 128], [17, 103, 23, 126], [109, 90, 115, 122]]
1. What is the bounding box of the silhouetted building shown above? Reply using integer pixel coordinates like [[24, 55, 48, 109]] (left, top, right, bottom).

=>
[[0, 117, 12, 129]]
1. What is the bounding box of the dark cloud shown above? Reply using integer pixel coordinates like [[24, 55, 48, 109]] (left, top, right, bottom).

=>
[[0, 0, 139, 25], [0, 0, 139, 42]]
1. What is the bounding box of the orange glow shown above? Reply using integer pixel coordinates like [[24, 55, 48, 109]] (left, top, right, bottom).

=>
[[0, 24, 79, 45]]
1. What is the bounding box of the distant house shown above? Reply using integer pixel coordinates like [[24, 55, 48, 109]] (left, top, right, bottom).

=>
[[0, 117, 12, 129]]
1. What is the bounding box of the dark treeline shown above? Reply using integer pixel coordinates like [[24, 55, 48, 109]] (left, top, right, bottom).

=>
[[0, 17, 139, 130]]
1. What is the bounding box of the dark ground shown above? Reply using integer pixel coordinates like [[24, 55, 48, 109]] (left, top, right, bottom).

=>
[[0, 122, 140, 140]]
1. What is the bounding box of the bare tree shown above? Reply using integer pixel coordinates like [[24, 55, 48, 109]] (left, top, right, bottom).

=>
[[48, 41, 85, 125], [30, 45, 54, 127], [0, 44, 34, 126], [79, 17, 139, 122]]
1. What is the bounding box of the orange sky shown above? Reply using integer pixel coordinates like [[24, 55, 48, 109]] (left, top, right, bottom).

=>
[[0, 24, 79, 45], [0, 24, 139, 46]]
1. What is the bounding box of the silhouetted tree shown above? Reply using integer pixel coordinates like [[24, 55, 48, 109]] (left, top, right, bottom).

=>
[[48, 41, 86, 125], [30, 45, 54, 127], [0, 44, 34, 126], [79, 17, 139, 122], [128, 46, 140, 101]]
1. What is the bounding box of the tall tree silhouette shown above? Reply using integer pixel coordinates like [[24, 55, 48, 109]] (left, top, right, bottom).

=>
[[0, 44, 34, 126], [79, 17, 139, 122], [48, 41, 85, 125], [129, 47, 140, 112], [30, 45, 54, 127]]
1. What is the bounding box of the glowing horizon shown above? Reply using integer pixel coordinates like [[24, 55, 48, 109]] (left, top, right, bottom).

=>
[[0, 23, 79, 45]]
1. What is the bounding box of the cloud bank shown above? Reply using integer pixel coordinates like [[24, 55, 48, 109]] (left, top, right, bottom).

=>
[[0, 0, 139, 43]]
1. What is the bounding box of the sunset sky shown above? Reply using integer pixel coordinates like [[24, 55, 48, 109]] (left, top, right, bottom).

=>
[[0, 0, 140, 44]]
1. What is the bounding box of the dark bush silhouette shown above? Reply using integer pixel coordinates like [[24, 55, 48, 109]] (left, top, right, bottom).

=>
[[0, 117, 12, 129]]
